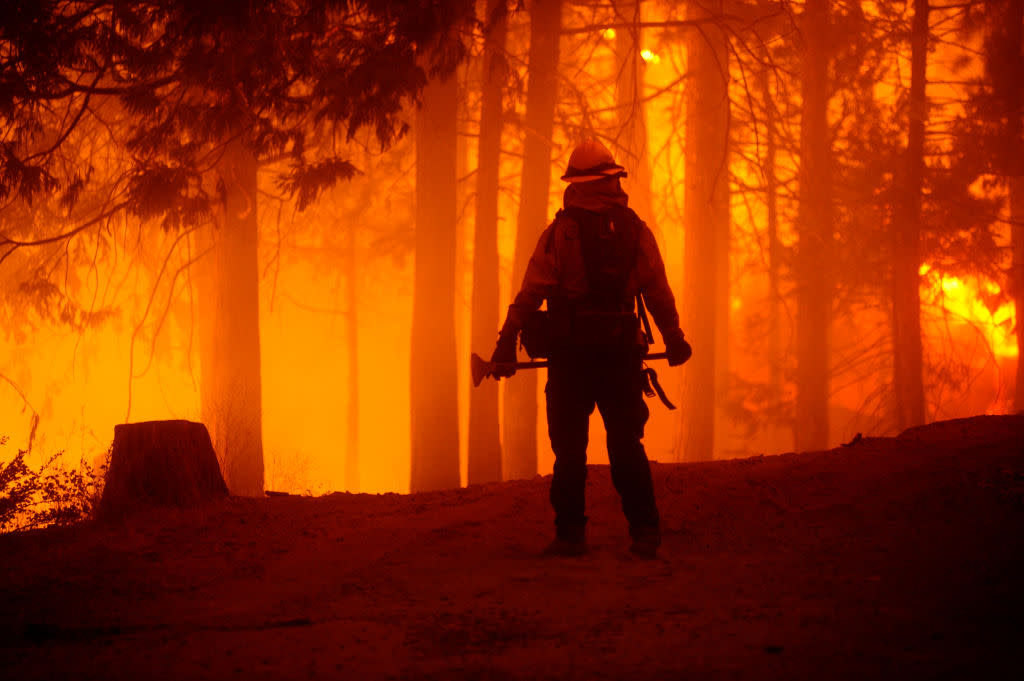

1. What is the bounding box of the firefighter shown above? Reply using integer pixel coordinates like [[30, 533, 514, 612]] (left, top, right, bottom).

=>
[[491, 138, 691, 558]]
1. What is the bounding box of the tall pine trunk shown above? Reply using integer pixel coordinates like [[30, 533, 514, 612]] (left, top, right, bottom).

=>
[[468, 0, 507, 485], [892, 0, 928, 430], [1007, 0, 1024, 412], [794, 0, 832, 452], [198, 138, 264, 496], [410, 71, 461, 492], [344, 221, 359, 491], [759, 50, 787, 452], [1012, 177, 1023, 411], [614, 0, 657, 232], [678, 0, 729, 462], [504, 0, 562, 480]]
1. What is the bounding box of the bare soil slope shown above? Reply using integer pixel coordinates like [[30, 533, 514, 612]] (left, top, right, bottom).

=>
[[2, 414, 1022, 680]]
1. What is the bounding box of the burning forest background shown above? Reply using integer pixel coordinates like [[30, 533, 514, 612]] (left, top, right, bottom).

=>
[[1, 0, 1021, 508]]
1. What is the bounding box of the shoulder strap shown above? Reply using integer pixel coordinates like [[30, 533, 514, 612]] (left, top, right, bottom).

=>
[[607, 207, 652, 340]]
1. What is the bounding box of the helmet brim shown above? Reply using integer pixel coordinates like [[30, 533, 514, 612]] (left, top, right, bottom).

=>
[[560, 166, 627, 183]]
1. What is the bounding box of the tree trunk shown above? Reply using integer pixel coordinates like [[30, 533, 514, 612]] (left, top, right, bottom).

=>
[[614, 0, 658, 234], [1006, 0, 1024, 412], [504, 0, 562, 480], [759, 49, 787, 452], [468, 0, 507, 485], [892, 0, 928, 430], [411, 70, 461, 492], [678, 0, 729, 462], [1013, 178, 1024, 412], [198, 138, 265, 497], [763, 66, 782, 408], [794, 0, 832, 452], [344, 219, 360, 491], [99, 420, 228, 520]]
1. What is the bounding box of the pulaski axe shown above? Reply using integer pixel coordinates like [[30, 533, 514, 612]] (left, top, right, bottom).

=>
[[471, 353, 549, 388], [471, 350, 671, 391]]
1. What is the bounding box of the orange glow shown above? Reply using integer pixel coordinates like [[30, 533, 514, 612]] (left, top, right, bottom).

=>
[[922, 268, 1017, 359], [3, 0, 1021, 502]]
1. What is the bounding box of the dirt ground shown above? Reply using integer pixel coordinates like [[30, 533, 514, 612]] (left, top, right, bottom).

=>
[[1, 414, 1022, 680]]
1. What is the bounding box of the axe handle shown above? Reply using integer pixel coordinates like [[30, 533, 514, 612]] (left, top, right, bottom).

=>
[[508, 351, 669, 370], [472, 351, 670, 387]]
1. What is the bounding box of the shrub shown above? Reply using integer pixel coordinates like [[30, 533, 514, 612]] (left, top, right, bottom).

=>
[[0, 436, 107, 533]]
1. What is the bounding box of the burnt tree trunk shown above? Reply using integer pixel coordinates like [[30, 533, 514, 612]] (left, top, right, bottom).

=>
[[99, 420, 228, 520], [504, 0, 562, 480], [344, 216, 360, 491], [468, 0, 508, 485], [1006, 0, 1024, 412], [197, 138, 265, 496], [679, 0, 729, 462], [410, 68, 461, 492], [794, 0, 833, 452], [762, 56, 783, 427], [892, 0, 928, 430], [758, 46, 789, 454], [614, 0, 658, 233], [1013, 174, 1024, 411]]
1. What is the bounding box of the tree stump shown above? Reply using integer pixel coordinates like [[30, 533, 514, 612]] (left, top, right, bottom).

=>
[[98, 420, 229, 521]]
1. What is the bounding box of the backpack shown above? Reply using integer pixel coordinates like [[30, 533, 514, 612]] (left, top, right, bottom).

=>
[[567, 203, 640, 310], [519, 205, 648, 358]]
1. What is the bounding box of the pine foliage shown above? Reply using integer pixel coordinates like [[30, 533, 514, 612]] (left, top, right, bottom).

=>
[[1, 0, 475, 221]]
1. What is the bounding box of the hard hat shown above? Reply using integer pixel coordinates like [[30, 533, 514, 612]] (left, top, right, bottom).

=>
[[560, 139, 628, 183]]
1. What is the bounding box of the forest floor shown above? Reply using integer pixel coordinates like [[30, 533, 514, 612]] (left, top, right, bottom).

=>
[[1, 414, 1022, 680]]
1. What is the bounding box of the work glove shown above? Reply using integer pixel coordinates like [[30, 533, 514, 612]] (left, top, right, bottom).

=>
[[664, 328, 692, 367], [490, 332, 518, 378]]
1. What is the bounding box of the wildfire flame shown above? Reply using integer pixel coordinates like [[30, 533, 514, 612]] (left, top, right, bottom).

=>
[[920, 263, 1017, 359]]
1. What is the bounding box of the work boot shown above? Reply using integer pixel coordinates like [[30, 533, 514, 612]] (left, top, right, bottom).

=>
[[544, 525, 586, 557], [629, 525, 661, 559]]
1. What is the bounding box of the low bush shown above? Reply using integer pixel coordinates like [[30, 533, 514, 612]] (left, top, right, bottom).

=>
[[0, 435, 107, 533]]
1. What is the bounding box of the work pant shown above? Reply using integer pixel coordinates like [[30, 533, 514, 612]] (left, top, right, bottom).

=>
[[545, 348, 660, 537]]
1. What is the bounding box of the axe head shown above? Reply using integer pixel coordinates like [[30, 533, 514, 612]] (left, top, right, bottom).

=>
[[471, 353, 492, 387]]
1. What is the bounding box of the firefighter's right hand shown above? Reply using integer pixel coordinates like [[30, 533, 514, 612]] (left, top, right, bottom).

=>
[[665, 329, 692, 367], [490, 333, 518, 378]]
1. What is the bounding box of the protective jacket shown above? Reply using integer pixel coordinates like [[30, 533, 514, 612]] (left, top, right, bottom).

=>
[[501, 181, 680, 348]]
